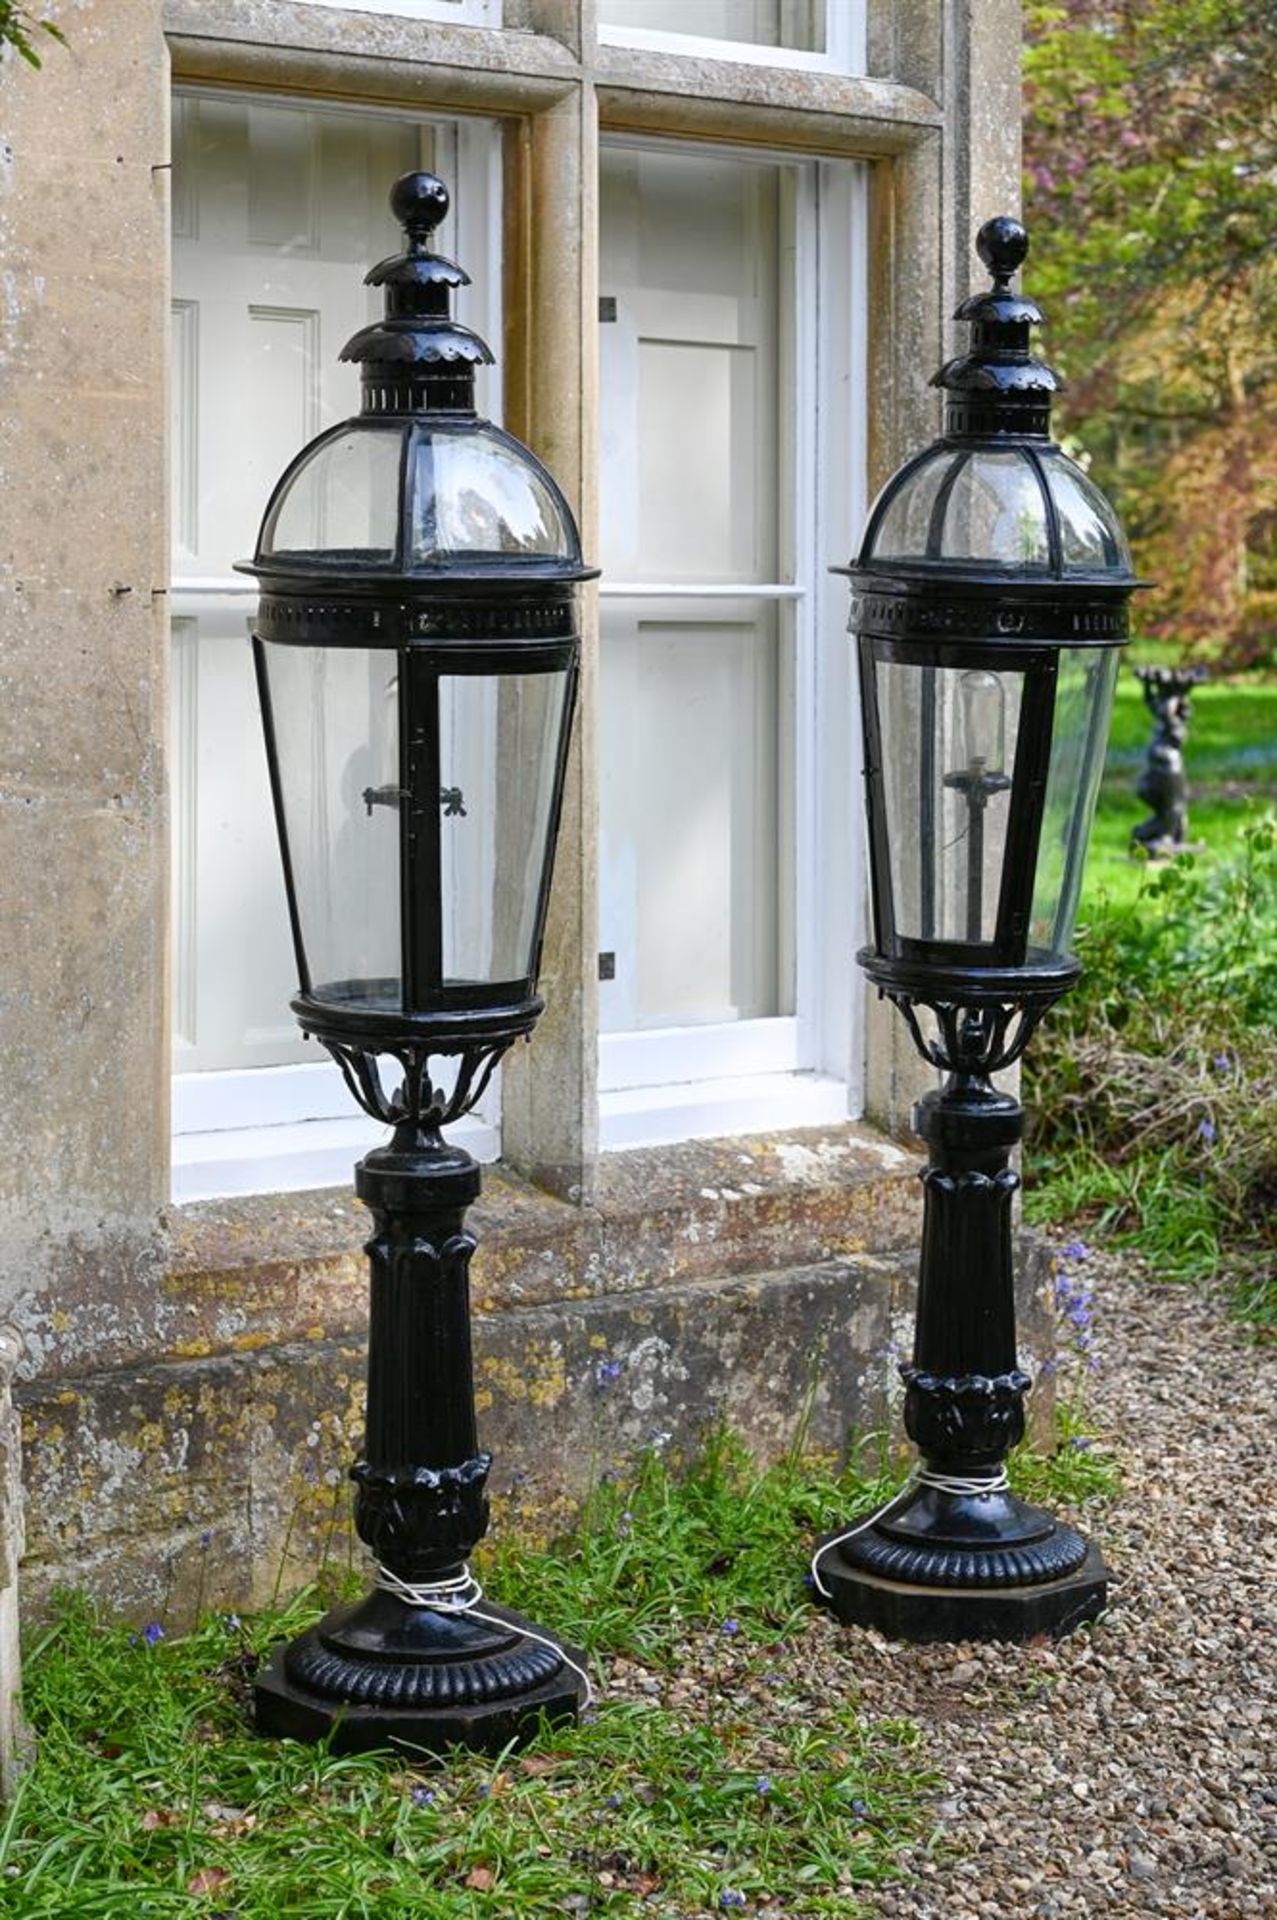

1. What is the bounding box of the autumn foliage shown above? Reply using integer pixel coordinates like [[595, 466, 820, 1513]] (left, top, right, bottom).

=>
[[1024, 1, 1277, 663]]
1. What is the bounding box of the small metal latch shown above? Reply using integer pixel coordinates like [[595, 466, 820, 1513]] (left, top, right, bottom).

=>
[[598, 296, 618, 323], [598, 951, 616, 981], [363, 784, 467, 818]]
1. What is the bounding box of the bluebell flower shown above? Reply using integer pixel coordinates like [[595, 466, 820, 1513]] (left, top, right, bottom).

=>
[[1060, 1239, 1090, 1260], [596, 1357, 624, 1387], [755, 1774, 772, 1795], [1198, 1117, 1217, 1145], [721, 1617, 740, 1636], [411, 1785, 436, 1806], [719, 1892, 747, 1910], [143, 1621, 164, 1647]]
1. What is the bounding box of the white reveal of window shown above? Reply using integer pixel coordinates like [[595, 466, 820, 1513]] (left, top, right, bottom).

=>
[[169, 93, 503, 1201], [597, 0, 866, 73], [597, 141, 869, 1149]]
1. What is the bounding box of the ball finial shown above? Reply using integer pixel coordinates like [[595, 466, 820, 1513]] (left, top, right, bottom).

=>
[[976, 215, 1029, 284], [390, 170, 450, 244]]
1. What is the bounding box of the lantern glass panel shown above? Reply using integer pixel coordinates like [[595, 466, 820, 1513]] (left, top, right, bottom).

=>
[[875, 658, 1025, 946], [439, 669, 571, 983], [864, 444, 1133, 577], [1029, 646, 1119, 957], [410, 425, 579, 563], [262, 426, 403, 563], [264, 643, 402, 1008], [1038, 448, 1132, 573]]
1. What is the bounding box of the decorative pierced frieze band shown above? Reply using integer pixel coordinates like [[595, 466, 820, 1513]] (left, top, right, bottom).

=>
[[847, 590, 1130, 643]]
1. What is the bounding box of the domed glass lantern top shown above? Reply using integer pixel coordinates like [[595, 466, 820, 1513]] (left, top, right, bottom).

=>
[[240, 172, 597, 1126], [841, 215, 1140, 1017]]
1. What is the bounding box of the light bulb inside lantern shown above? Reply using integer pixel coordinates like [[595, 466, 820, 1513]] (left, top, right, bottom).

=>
[[959, 669, 1005, 772]]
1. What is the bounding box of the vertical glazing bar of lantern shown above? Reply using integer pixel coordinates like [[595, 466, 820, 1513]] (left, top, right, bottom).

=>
[[526, 654, 581, 984], [993, 656, 1058, 957], [919, 670, 937, 940], [857, 633, 895, 953], [402, 651, 443, 1002], [965, 778, 984, 944]]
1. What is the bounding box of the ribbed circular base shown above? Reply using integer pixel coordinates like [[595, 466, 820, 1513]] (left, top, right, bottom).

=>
[[253, 1592, 588, 1755], [838, 1519, 1089, 1589], [284, 1627, 563, 1709]]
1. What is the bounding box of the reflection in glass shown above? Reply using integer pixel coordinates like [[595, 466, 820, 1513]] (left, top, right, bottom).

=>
[[439, 671, 570, 984], [260, 647, 571, 1011], [865, 444, 1134, 577], [875, 660, 1024, 946], [413, 427, 577, 561], [1030, 647, 1118, 956], [264, 644, 401, 1005], [264, 428, 403, 562]]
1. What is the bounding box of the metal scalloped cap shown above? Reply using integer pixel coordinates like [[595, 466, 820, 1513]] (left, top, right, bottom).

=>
[[340, 171, 495, 413], [931, 215, 1065, 438]]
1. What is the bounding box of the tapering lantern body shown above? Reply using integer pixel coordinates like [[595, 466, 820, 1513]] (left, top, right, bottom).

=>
[[814, 217, 1140, 1642], [242, 172, 595, 1752]]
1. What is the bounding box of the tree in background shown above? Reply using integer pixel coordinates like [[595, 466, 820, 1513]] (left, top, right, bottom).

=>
[[1024, 0, 1277, 664], [0, 4, 64, 66]]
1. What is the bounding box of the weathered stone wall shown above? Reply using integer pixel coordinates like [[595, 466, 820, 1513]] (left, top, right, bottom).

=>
[[0, 0, 1031, 1654], [13, 1127, 1059, 1625]]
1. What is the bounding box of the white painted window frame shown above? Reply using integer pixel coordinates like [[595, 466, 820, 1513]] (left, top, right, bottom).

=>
[[169, 96, 505, 1203], [598, 145, 869, 1152], [598, 0, 867, 75], [293, 0, 502, 26]]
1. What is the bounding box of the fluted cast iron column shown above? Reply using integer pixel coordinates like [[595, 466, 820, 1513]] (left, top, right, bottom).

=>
[[814, 1005, 1109, 1642]]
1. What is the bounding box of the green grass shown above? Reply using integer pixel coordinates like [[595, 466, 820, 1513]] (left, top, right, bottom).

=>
[[1077, 669, 1277, 916], [2, 1433, 934, 1919], [2, 1423, 1117, 1918], [1025, 669, 1277, 1329]]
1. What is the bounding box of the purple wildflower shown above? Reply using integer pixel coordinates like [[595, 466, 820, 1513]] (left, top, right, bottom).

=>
[[411, 1785, 436, 1807], [1213, 1051, 1232, 1073], [199, 1529, 213, 1549], [225, 1613, 242, 1632], [756, 1774, 772, 1795], [1068, 1436, 1094, 1452], [596, 1357, 624, 1387], [143, 1621, 164, 1647], [1060, 1239, 1090, 1261], [1198, 1117, 1217, 1145], [605, 1792, 623, 1810], [721, 1618, 740, 1636], [719, 1893, 747, 1911]]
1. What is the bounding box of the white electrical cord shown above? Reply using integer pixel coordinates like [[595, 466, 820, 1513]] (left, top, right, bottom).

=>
[[809, 1466, 1011, 1601], [375, 1561, 595, 1708]]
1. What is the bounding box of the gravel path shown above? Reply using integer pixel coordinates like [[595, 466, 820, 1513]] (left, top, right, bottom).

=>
[[859, 1250, 1277, 1919]]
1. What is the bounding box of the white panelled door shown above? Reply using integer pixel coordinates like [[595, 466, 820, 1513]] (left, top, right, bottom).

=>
[[597, 143, 868, 1145], [599, 147, 791, 1040], [170, 94, 500, 1196]]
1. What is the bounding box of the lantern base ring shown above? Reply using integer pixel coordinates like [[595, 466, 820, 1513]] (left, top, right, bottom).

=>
[[253, 1588, 589, 1755]]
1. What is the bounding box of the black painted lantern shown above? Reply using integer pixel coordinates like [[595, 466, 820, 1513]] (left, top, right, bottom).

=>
[[851, 218, 1134, 1029], [243, 173, 595, 1755], [244, 171, 591, 1128], [814, 217, 1141, 1644]]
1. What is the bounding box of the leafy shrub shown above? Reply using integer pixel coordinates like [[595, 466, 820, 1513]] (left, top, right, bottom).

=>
[[1025, 815, 1277, 1328]]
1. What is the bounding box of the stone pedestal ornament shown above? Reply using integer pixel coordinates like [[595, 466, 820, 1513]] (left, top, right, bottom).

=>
[[241, 172, 596, 1752], [819, 214, 1145, 1642]]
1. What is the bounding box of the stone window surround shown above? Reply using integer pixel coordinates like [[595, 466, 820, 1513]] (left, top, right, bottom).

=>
[[161, 0, 1021, 1204]]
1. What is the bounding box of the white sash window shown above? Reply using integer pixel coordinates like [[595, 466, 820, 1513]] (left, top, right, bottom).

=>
[[598, 141, 868, 1148], [597, 0, 866, 72]]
